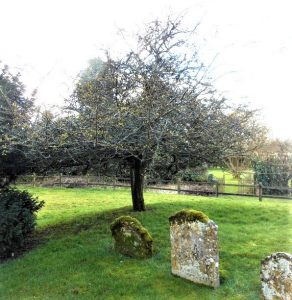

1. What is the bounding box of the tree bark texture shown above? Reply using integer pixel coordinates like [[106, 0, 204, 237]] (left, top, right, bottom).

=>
[[130, 158, 145, 211]]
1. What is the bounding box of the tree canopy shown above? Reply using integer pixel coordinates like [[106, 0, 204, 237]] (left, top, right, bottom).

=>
[[62, 18, 265, 210]]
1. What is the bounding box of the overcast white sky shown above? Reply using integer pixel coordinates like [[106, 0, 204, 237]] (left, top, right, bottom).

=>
[[1, 0, 291, 140]]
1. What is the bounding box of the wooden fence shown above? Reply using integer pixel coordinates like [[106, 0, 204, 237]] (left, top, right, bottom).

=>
[[15, 174, 292, 201]]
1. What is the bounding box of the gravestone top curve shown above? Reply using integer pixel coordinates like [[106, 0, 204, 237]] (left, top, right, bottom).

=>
[[110, 215, 153, 258]]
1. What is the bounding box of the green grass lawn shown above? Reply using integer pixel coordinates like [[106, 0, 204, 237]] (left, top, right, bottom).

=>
[[208, 168, 238, 183], [1, 187, 292, 300]]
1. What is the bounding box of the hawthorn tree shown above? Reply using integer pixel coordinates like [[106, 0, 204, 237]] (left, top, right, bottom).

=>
[[66, 17, 264, 211]]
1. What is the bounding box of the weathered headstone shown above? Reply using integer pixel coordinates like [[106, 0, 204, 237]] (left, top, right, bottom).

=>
[[110, 216, 153, 258], [169, 209, 220, 288], [260, 252, 292, 300]]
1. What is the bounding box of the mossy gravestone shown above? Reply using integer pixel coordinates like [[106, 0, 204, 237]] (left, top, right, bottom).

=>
[[260, 252, 292, 300], [110, 216, 153, 258], [169, 209, 220, 288]]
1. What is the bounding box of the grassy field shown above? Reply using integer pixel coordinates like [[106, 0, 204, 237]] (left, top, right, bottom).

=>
[[208, 168, 240, 184], [1, 187, 292, 300], [208, 168, 255, 194]]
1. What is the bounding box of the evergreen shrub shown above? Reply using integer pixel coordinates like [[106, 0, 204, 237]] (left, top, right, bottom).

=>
[[0, 188, 44, 258]]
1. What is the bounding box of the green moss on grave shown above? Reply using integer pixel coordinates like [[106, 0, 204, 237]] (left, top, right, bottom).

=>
[[110, 216, 153, 242], [169, 209, 209, 225], [110, 216, 153, 258], [219, 269, 229, 284]]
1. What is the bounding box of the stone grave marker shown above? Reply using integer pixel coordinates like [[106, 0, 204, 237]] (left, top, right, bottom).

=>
[[169, 209, 220, 288], [260, 252, 292, 300], [110, 216, 153, 258]]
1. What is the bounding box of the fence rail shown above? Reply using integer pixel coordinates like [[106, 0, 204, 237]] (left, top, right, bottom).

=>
[[15, 174, 292, 201]]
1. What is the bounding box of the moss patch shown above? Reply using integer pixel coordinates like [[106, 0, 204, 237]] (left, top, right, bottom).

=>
[[219, 269, 229, 284], [169, 209, 209, 225], [110, 216, 153, 258]]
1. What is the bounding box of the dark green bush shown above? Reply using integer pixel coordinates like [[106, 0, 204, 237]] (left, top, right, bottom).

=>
[[207, 173, 216, 184], [252, 155, 291, 195], [177, 166, 208, 182], [0, 187, 44, 258]]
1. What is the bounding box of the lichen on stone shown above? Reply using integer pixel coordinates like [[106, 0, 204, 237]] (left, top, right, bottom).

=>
[[110, 215, 153, 258], [260, 252, 292, 300], [169, 209, 209, 225], [169, 213, 219, 287]]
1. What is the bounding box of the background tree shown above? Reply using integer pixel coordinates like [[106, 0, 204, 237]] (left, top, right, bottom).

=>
[[224, 111, 267, 178], [64, 17, 265, 211], [256, 139, 292, 158], [0, 63, 35, 187], [30, 111, 109, 175], [78, 58, 103, 84]]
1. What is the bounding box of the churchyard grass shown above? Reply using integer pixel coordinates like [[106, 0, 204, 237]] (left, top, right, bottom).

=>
[[0, 187, 291, 299]]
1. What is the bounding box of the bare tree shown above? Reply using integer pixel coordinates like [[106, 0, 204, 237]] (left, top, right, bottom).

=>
[[65, 17, 264, 211]]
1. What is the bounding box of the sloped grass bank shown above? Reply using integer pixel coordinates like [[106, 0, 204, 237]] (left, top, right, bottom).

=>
[[0, 187, 291, 300]]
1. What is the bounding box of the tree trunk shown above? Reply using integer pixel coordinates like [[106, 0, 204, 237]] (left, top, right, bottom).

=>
[[130, 157, 145, 211]]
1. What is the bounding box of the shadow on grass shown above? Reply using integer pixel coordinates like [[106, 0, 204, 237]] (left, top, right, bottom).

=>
[[32, 198, 292, 240], [35, 205, 135, 239], [0, 206, 134, 264], [2, 198, 291, 265]]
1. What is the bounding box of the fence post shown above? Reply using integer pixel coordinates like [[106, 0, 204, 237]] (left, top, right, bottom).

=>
[[216, 181, 219, 197], [33, 173, 36, 187], [177, 179, 181, 194], [59, 173, 62, 187], [253, 174, 257, 196], [258, 183, 263, 201]]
